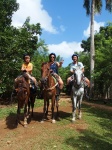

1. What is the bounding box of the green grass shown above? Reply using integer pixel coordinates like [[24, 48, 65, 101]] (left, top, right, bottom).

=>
[[0, 99, 112, 150], [0, 99, 43, 119]]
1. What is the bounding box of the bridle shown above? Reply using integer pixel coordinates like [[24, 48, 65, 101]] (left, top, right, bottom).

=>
[[73, 69, 85, 89], [41, 62, 58, 91]]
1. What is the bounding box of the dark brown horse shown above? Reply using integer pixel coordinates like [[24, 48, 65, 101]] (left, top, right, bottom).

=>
[[15, 73, 30, 127], [41, 62, 58, 123]]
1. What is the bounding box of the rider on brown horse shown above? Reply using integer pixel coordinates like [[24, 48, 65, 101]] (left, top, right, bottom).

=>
[[49, 53, 64, 90], [40, 53, 64, 98], [14, 54, 38, 94]]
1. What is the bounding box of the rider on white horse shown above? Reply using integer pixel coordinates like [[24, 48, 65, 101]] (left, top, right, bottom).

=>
[[66, 54, 90, 95]]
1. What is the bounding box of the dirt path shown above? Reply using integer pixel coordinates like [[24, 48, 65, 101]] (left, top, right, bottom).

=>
[[0, 95, 112, 150]]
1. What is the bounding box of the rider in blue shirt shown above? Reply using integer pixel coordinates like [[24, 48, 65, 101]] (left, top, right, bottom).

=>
[[49, 53, 63, 90]]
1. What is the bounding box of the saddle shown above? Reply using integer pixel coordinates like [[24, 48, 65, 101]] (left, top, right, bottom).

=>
[[30, 79, 37, 94]]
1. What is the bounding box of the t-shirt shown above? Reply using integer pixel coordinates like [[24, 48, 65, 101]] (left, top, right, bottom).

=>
[[21, 62, 33, 74], [70, 62, 84, 72]]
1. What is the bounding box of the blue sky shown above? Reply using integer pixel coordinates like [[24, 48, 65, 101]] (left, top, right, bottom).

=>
[[12, 0, 112, 67]]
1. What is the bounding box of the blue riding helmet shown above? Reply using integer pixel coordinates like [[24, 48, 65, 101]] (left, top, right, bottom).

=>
[[72, 54, 78, 60], [49, 53, 56, 59]]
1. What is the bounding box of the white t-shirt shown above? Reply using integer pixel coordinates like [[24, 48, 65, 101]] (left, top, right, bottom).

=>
[[70, 62, 84, 72]]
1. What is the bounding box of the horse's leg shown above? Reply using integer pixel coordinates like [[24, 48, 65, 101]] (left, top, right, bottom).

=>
[[41, 98, 47, 122], [51, 96, 56, 123], [30, 96, 35, 118], [78, 95, 83, 119], [16, 105, 20, 126], [72, 95, 77, 122], [55, 95, 59, 119], [24, 103, 28, 127], [27, 98, 31, 118], [45, 99, 49, 118]]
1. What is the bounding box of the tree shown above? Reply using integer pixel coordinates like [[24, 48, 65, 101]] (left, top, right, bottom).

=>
[[81, 23, 112, 99], [0, 0, 42, 94], [83, 0, 112, 98], [83, 0, 103, 97]]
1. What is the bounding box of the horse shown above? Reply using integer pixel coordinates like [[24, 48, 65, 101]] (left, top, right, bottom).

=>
[[71, 68, 85, 122], [14, 73, 30, 127], [41, 62, 58, 123]]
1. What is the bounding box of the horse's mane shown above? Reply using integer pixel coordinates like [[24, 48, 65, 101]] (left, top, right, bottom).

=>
[[16, 74, 29, 89], [41, 62, 48, 67]]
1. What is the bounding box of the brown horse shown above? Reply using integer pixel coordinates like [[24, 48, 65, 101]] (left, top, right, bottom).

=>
[[41, 62, 58, 123], [15, 73, 30, 127]]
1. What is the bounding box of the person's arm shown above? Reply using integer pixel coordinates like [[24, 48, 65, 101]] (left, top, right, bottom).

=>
[[56, 61, 63, 68], [21, 63, 33, 73], [70, 64, 75, 74], [21, 64, 26, 71], [26, 63, 33, 73]]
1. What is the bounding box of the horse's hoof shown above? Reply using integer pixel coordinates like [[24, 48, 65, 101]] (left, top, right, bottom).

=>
[[78, 113, 82, 119], [72, 118, 75, 123], [40, 120, 44, 123], [24, 124, 27, 128], [78, 115, 81, 119], [52, 119, 56, 123]]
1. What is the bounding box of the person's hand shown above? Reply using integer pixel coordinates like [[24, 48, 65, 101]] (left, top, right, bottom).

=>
[[22, 69, 27, 73], [59, 61, 63, 65], [50, 69, 53, 73]]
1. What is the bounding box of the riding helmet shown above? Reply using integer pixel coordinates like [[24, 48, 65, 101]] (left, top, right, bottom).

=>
[[23, 54, 31, 61], [72, 54, 78, 60]]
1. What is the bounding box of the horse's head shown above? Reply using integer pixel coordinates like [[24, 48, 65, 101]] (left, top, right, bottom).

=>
[[73, 69, 84, 88], [15, 77, 30, 108], [41, 62, 50, 84]]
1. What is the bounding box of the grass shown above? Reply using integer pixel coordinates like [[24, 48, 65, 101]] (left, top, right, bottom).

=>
[[0, 99, 112, 150], [0, 99, 43, 119]]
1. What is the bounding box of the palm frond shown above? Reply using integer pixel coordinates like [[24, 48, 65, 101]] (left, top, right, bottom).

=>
[[106, 0, 112, 12], [95, 0, 102, 14], [83, 0, 90, 15]]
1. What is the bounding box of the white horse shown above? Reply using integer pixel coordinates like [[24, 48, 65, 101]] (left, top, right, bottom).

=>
[[71, 68, 85, 122]]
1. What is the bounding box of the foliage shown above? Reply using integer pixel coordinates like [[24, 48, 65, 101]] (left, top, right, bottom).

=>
[[0, 0, 42, 93], [81, 24, 112, 98]]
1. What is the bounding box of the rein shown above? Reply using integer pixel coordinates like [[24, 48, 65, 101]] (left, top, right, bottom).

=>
[[73, 72, 85, 89]]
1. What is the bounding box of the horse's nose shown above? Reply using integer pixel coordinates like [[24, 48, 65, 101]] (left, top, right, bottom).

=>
[[41, 78, 47, 83]]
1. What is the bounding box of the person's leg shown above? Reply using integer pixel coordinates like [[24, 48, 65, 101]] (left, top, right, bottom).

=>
[[31, 77, 38, 88], [66, 76, 73, 95], [67, 77, 71, 85], [58, 76, 63, 89], [85, 77, 90, 87]]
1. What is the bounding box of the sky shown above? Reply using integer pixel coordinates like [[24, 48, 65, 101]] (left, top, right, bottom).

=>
[[12, 0, 112, 67]]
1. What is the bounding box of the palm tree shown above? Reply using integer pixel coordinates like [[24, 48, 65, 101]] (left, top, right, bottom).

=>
[[83, 0, 102, 98]]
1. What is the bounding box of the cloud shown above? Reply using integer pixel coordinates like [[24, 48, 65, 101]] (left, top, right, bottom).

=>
[[48, 41, 83, 58], [12, 0, 57, 34], [83, 20, 105, 37], [60, 25, 66, 32]]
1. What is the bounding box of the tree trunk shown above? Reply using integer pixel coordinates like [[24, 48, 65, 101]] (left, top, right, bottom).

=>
[[90, 0, 95, 98]]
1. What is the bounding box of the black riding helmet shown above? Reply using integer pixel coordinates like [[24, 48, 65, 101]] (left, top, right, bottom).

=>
[[49, 53, 56, 59], [72, 54, 78, 60], [23, 54, 31, 61]]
